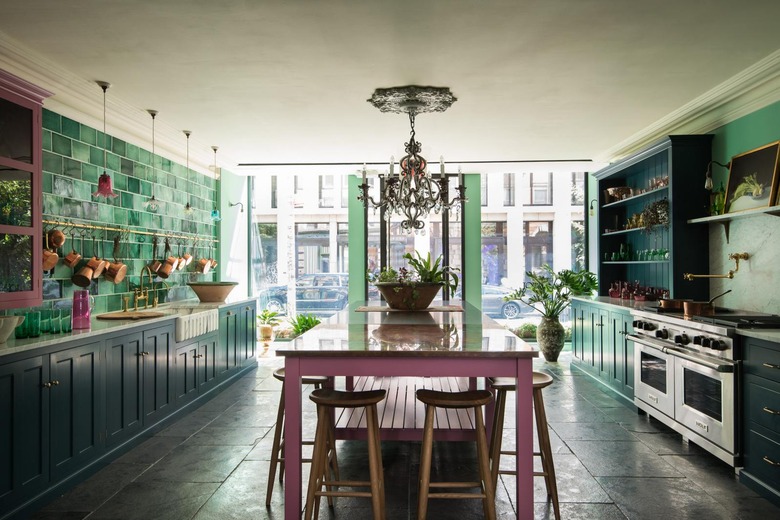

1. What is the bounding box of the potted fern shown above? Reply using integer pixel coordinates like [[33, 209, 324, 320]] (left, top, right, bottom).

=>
[[368, 251, 459, 311], [505, 264, 597, 361], [257, 309, 280, 344]]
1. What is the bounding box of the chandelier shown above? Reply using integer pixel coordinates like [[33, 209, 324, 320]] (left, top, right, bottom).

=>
[[359, 85, 466, 233]]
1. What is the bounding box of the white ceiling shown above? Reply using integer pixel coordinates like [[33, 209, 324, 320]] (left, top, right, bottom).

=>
[[1, 0, 779, 175]]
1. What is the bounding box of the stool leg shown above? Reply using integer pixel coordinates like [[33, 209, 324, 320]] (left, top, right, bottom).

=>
[[304, 404, 329, 520], [489, 387, 507, 493], [265, 384, 286, 506], [365, 404, 385, 520], [534, 388, 560, 520], [417, 404, 436, 520], [475, 407, 497, 520]]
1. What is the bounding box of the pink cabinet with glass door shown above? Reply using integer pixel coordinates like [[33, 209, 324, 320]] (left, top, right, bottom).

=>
[[0, 70, 52, 310]]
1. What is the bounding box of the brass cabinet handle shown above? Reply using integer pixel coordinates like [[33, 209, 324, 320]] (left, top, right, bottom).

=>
[[42, 380, 59, 388], [143, 351, 150, 356], [763, 362, 780, 370], [42, 382, 52, 388], [763, 456, 780, 466], [762, 406, 780, 415], [193, 354, 204, 359], [245, 306, 252, 311], [51, 380, 59, 386], [226, 311, 234, 316]]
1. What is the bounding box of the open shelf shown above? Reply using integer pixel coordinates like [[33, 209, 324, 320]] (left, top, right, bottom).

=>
[[603, 261, 670, 265], [602, 186, 668, 209], [687, 205, 780, 243]]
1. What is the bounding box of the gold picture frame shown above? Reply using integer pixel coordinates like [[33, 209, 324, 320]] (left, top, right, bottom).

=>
[[724, 140, 780, 214]]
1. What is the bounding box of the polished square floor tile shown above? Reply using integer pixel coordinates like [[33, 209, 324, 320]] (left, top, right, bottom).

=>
[[29, 351, 780, 519]]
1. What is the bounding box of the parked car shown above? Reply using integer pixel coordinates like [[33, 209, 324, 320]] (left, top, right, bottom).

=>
[[259, 273, 349, 316], [455, 284, 531, 319]]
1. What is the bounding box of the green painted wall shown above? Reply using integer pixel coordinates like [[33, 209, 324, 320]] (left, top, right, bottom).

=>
[[36, 109, 218, 314]]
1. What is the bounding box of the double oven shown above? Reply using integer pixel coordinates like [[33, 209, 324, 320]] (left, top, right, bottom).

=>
[[629, 309, 740, 465]]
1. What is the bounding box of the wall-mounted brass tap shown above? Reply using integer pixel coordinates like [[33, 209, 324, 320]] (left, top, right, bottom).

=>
[[683, 252, 749, 281]]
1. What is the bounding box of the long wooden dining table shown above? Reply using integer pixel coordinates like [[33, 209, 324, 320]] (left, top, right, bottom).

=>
[[275, 301, 539, 519]]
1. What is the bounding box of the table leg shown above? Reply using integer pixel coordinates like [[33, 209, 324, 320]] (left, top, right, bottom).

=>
[[515, 358, 534, 520], [284, 358, 303, 518]]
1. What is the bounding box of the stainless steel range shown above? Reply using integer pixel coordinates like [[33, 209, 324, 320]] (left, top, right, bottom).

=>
[[630, 308, 780, 465]]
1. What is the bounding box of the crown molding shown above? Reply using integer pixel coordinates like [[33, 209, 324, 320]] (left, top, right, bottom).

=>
[[0, 32, 222, 176], [596, 49, 780, 163]]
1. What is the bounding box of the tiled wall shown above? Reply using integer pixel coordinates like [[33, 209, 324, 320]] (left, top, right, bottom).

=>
[[38, 109, 218, 314]]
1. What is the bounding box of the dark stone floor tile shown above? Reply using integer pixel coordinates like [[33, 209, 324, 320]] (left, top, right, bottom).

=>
[[184, 425, 268, 446], [663, 454, 761, 507], [88, 481, 219, 520], [543, 398, 612, 423], [549, 421, 637, 442], [115, 435, 186, 464], [598, 406, 670, 433], [192, 460, 278, 520], [28, 512, 90, 520], [135, 444, 252, 483], [581, 388, 629, 409], [534, 502, 628, 519], [632, 431, 709, 455], [40, 462, 149, 513], [567, 440, 683, 477], [493, 427, 572, 455], [157, 410, 218, 437], [726, 496, 780, 519], [597, 476, 735, 520]]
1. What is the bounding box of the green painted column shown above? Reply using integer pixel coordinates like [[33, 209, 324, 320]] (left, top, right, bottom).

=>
[[462, 173, 482, 309], [347, 174, 367, 303]]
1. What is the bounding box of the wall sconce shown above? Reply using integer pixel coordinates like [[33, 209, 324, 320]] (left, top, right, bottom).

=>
[[229, 202, 244, 213], [705, 160, 730, 190], [589, 198, 598, 217]]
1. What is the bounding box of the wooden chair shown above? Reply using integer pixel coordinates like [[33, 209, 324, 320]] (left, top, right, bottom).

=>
[[415, 389, 496, 520], [489, 372, 560, 520], [266, 367, 338, 506], [305, 388, 387, 520]]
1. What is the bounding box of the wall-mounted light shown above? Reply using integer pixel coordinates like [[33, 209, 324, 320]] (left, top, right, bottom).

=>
[[589, 198, 598, 217], [229, 201, 244, 213], [705, 160, 730, 190]]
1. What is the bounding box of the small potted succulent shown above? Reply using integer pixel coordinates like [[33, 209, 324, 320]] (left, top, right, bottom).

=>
[[257, 309, 280, 344], [368, 251, 459, 311], [505, 264, 597, 362]]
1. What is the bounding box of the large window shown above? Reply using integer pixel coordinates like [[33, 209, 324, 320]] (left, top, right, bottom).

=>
[[481, 174, 488, 206], [271, 175, 277, 209], [319, 175, 334, 208], [295, 223, 330, 274], [524, 221, 553, 281], [571, 172, 584, 205], [571, 220, 584, 271], [503, 173, 515, 206], [530, 172, 552, 205], [481, 222, 507, 285]]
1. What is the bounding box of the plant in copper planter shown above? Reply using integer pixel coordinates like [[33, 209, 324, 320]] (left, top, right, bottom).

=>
[[368, 251, 459, 311]]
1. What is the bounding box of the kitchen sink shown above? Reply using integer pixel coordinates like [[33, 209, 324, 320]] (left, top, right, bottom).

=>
[[96, 310, 172, 320]]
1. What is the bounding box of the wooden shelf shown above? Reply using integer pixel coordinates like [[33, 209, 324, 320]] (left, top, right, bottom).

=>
[[603, 261, 669, 265], [687, 205, 780, 243], [602, 186, 667, 209], [602, 225, 664, 237]]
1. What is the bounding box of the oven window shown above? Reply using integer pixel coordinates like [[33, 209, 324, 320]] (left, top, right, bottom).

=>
[[640, 351, 667, 393], [683, 368, 722, 422]]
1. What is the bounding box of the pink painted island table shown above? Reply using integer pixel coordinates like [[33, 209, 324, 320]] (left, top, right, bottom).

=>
[[275, 301, 539, 518]]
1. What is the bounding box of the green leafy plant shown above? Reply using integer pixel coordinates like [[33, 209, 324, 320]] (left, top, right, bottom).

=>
[[730, 172, 765, 203], [288, 313, 321, 337], [367, 251, 459, 298], [640, 198, 669, 234], [257, 309, 280, 326], [505, 264, 597, 319], [512, 323, 537, 339]]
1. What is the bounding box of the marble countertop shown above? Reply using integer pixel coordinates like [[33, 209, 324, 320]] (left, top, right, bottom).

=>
[[0, 297, 257, 359]]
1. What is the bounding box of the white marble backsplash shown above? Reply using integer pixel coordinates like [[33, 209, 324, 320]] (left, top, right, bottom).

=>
[[708, 212, 780, 314]]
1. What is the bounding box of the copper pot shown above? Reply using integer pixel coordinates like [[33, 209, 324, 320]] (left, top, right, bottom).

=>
[[158, 256, 178, 279], [42, 249, 59, 270], [150, 259, 163, 273], [196, 257, 211, 274], [72, 262, 94, 288], [683, 290, 732, 318], [658, 298, 691, 311], [104, 262, 127, 284], [49, 229, 66, 248], [64, 250, 82, 268]]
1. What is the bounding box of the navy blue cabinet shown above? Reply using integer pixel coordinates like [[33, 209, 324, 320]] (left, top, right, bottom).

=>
[[104, 332, 143, 447], [741, 337, 780, 507], [174, 332, 219, 403], [142, 326, 175, 424]]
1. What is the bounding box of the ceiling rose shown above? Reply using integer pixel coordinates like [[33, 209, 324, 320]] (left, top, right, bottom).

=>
[[367, 85, 457, 115]]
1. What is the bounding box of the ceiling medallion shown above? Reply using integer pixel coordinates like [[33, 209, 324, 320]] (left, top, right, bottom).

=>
[[360, 85, 465, 233]]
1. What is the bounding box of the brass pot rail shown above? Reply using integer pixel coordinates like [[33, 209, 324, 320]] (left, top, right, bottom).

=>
[[683, 252, 749, 281], [42, 218, 219, 244]]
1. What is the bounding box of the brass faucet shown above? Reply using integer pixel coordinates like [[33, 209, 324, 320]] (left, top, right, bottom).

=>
[[153, 280, 171, 308], [683, 252, 749, 281], [135, 265, 155, 310]]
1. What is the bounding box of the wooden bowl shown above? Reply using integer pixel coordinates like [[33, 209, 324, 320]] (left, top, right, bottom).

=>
[[187, 282, 238, 303]]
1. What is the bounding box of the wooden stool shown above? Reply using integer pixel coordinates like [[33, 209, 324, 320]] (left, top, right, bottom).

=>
[[266, 367, 338, 507], [489, 372, 560, 520], [416, 389, 496, 520], [305, 388, 387, 520]]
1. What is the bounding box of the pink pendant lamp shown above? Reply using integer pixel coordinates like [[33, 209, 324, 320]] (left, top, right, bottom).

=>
[[93, 81, 119, 199]]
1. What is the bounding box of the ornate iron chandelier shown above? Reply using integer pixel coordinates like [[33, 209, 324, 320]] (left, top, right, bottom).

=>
[[359, 86, 466, 233]]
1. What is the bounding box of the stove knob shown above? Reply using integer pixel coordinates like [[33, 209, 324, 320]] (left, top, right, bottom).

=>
[[632, 320, 643, 329], [642, 322, 655, 331], [674, 334, 690, 345], [693, 335, 704, 345], [701, 337, 711, 348], [711, 340, 728, 351], [655, 329, 669, 340]]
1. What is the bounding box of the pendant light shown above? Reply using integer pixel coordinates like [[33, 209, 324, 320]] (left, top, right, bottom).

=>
[[93, 81, 119, 198], [183, 130, 195, 216], [210, 146, 222, 221], [144, 109, 161, 212]]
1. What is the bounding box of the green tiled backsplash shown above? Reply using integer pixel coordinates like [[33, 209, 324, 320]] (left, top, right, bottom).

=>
[[37, 108, 218, 314]]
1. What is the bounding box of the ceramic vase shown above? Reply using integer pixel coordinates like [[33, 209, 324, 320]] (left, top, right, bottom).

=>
[[537, 315, 566, 362]]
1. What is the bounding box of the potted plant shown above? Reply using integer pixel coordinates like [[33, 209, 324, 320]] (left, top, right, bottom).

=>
[[368, 251, 459, 311], [505, 264, 597, 362], [287, 313, 321, 337], [257, 309, 280, 344]]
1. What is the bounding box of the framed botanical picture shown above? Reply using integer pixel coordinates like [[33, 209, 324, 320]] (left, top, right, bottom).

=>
[[724, 140, 780, 214]]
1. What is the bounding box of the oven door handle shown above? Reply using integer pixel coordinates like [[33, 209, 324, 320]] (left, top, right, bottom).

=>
[[627, 334, 666, 351], [664, 346, 735, 373]]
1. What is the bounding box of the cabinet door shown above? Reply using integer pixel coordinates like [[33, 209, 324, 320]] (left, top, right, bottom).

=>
[[582, 305, 594, 368], [105, 332, 143, 447], [596, 308, 609, 379], [174, 343, 199, 405], [0, 356, 49, 511], [142, 325, 174, 425], [219, 307, 240, 374], [239, 303, 257, 366], [49, 342, 102, 481], [571, 302, 585, 361], [197, 335, 218, 393], [620, 312, 634, 397]]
